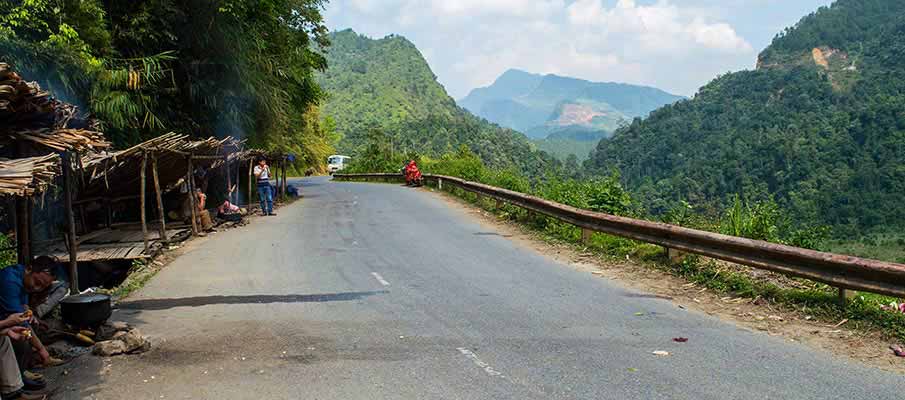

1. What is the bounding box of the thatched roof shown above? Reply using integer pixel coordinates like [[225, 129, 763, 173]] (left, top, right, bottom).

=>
[[0, 154, 60, 196], [0, 62, 109, 153], [82, 132, 240, 197]]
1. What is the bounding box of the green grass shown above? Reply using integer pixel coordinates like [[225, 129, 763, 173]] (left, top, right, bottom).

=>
[[101, 259, 162, 300]]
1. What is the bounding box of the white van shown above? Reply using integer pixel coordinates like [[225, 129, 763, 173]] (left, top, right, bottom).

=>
[[327, 155, 351, 174]]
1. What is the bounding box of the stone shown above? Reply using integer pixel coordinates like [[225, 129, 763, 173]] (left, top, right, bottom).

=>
[[113, 329, 151, 354], [93, 340, 127, 357]]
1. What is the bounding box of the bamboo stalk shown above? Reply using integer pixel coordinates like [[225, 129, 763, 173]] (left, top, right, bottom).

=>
[[152, 152, 167, 242], [187, 155, 198, 235], [62, 152, 79, 293], [140, 151, 149, 252]]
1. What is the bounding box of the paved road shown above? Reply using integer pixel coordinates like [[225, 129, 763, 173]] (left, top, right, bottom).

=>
[[55, 176, 904, 399]]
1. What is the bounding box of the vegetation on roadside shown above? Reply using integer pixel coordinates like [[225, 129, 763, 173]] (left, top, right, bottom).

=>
[[1, 0, 337, 171]]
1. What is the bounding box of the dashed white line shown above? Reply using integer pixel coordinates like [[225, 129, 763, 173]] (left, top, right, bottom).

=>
[[456, 347, 504, 377], [371, 272, 390, 286]]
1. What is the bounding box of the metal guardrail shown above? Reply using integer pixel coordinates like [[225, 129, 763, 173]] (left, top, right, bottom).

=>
[[334, 173, 905, 298]]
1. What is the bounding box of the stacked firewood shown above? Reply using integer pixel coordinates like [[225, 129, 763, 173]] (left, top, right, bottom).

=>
[[0, 62, 110, 151], [0, 154, 61, 196], [0, 63, 56, 126]]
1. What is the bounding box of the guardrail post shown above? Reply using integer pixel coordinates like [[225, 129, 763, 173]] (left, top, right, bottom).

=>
[[581, 228, 594, 244], [837, 288, 853, 306], [438, 178, 443, 190], [665, 247, 687, 265], [495, 199, 503, 210]]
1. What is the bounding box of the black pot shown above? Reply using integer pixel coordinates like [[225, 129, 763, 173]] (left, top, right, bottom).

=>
[[60, 293, 112, 327]]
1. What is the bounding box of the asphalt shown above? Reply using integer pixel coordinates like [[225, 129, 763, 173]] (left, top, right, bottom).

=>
[[52, 176, 905, 399]]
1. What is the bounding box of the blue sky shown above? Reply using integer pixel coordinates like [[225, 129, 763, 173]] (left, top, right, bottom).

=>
[[324, 0, 834, 98]]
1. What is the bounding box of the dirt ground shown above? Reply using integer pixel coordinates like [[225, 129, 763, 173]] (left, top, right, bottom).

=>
[[426, 188, 905, 375]]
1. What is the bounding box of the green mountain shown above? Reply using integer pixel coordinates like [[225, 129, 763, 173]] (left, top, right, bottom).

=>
[[459, 69, 683, 139], [318, 30, 554, 172], [533, 126, 609, 162], [585, 0, 905, 233]]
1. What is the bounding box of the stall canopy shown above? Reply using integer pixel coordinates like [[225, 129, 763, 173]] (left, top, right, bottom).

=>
[[0, 154, 60, 196]]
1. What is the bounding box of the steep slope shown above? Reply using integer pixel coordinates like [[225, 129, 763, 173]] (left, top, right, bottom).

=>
[[318, 30, 555, 172], [586, 0, 905, 232], [459, 69, 683, 139]]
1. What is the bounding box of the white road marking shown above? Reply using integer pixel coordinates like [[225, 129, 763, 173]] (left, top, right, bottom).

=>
[[456, 347, 504, 377], [371, 272, 390, 286]]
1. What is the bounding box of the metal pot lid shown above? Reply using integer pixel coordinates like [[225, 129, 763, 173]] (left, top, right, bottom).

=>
[[61, 293, 111, 304]]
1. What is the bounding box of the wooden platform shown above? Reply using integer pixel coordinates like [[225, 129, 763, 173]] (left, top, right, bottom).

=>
[[42, 225, 191, 262]]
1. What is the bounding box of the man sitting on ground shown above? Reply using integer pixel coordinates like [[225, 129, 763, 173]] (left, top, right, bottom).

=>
[[1, 313, 45, 400], [180, 188, 214, 232], [0, 258, 60, 391]]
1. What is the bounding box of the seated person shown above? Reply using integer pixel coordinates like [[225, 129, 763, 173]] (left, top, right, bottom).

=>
[[1, 314, 45, 400], [26, 256, 69, 320], [179, 188, 214, 232], [0, 258, 59, 382]]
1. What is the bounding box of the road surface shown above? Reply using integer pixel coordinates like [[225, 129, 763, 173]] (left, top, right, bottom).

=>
[[54, 176, 905, 399]]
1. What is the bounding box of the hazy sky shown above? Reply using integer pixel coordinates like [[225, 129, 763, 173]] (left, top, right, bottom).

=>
[[324, 0, 835, 98]]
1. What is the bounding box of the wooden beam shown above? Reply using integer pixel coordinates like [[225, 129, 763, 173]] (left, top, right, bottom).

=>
[[140, 151, 149, 252], [187, 155, 198, 235], [151, 152, 168, 242], [61, 152, 79, 293]]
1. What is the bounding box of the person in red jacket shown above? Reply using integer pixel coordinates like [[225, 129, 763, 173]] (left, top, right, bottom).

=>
[[404, 160, 422, 187]]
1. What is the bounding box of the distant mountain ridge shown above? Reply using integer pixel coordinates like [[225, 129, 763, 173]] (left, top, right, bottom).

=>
[[459, 69, 684, 139]]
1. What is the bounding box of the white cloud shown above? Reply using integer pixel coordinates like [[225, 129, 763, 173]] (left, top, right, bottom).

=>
[[325, 0, 762, 98]]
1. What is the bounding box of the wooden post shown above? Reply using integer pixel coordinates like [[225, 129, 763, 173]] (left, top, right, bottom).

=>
[[247, 159, 254, 208], [281, 159, 287, 199], [15, 197, 29, 265], [151, 153, 168, 242], [225, 156, 232, 205], [140, 151, 149, 251], [61, 152, 79, 293], [187, 155, 198, 235], [581, 228, 594, 244]]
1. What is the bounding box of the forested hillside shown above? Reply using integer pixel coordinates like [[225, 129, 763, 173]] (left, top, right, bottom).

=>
[[319, 30, 558, 173], [0, 0, 335, 169], [585, 0, 905, 234]]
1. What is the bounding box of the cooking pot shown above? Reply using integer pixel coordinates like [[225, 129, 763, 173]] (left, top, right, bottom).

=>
[[60, 293, 111, 327]]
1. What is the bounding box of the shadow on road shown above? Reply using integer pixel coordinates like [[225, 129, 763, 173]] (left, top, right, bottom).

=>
[[117, 290, 388, 311]]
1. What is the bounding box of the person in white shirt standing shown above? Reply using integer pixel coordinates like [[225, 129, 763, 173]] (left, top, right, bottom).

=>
[[253, 158, 275, 216]]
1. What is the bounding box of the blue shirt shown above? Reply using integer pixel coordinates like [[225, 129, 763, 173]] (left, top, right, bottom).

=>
[[0, 264, 27, 320]]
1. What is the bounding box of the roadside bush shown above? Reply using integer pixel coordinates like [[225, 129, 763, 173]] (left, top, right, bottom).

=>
[[535, 173, 633, 217]]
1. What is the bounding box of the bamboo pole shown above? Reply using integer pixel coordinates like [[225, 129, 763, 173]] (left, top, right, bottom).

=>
[[187, 155, 198, 235], [140, 151, 149, 251], [61, 152, 79, 293], [247, 159, 253, 208], [282, 159, 288, 200], [151, 152, 168, 242], [225, 156, 232, 204]]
